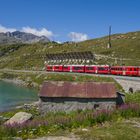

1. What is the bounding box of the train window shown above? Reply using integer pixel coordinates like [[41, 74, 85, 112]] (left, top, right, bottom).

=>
[[86, 67, 94, 70], [114, 68, 119, 71], [117, 68, 122, 71], [73, 67, 83, 70], [134, 68, 137, 71], [63, 66, 68, 69], [98, 67, 105, 71], [48, 66, 52, 69], [55, 66, 60, 69], [98, 67, 109, 71]]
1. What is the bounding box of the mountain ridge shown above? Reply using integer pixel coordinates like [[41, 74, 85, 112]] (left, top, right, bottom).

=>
[[0, 31, 50, 44]]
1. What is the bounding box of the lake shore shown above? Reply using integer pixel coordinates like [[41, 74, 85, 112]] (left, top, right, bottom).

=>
[[2, 78, 27, 87]]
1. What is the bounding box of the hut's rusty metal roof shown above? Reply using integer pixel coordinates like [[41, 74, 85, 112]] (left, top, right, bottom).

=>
[[39, 81, 117, 98]]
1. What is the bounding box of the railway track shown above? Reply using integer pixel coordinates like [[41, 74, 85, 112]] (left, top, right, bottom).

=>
[[0, 69, 140, 82]]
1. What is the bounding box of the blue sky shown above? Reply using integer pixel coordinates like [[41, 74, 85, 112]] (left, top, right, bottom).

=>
[[0, 0, 140, 42]]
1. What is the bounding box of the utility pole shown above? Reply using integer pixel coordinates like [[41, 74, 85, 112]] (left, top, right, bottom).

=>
[[107, 26, 112, 48]]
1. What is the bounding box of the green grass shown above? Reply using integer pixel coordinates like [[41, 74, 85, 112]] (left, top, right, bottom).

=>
[[126, 93, 140, 104], [74, 118, 140, 140]]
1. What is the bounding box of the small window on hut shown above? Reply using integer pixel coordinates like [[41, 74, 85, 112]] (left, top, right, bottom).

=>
[[94, 104, 99, 109]]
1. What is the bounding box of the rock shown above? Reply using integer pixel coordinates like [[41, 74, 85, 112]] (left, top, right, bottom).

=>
[[132, 36, 136, 39], [26, 77, 32, 82], [32, 82, 39, 88], [5, 112, 32, 125], [81, 128, 89, 132]]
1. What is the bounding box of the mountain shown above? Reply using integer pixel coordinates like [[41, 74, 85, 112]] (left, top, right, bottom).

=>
[[0, 30, 140, 70], [0, 31, 50, 44]]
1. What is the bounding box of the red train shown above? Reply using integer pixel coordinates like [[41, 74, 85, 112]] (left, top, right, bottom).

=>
[[46, 65, 140, 77]]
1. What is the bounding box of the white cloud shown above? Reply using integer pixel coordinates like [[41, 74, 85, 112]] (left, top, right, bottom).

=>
[[21, 27, 54, 38], [0, 25, 16, 33], [56, 41, 61, 44], [0, 25, 54, 39], [68, 32, 88, 42]]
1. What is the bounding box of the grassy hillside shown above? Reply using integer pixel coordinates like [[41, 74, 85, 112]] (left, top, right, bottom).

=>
[[0, 31, 140, 69]]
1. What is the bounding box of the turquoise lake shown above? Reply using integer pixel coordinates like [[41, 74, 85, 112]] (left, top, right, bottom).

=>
[[0, 81, 38, 112]]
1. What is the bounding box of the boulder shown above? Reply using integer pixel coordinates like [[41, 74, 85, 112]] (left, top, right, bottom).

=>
[[5, 112, 32, 125]]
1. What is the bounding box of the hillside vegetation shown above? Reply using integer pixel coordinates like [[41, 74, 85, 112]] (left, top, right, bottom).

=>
[[0, 31, 140, 70]]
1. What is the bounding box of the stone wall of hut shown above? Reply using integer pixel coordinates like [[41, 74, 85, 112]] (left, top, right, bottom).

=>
[[39, 97, 116, 114]]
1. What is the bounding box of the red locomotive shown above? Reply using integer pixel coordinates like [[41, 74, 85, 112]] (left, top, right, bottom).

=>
[[46, 64, 140, 77]]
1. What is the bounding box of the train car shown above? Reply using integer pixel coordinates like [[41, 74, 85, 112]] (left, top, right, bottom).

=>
[[111, 66, 124, 75], [63, 65, 72, 72], [46, 65, 54, 71], [85, 65, 97, 73], [72, 65, 85, 73], [111, 66, 140, 76], [96, 65, 110, 74], [53, 65, 63, 72], [124, 66, 139, 76]]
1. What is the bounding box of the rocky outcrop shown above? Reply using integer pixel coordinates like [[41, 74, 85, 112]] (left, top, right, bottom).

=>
[[5, 112, 32, 125]]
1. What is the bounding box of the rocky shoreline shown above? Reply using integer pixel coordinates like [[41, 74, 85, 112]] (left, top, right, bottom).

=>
[[2, 78, 27, 87], [1, 78, 40, 90]]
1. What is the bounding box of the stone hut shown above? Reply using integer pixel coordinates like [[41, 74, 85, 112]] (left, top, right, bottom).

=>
[[39, 81, 124, 113]]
